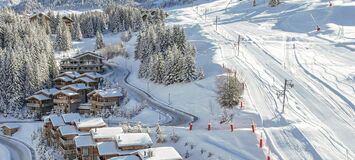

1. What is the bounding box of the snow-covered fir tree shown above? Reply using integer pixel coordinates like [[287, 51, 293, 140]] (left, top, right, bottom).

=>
[[135, 24, 203, 85], [0, 9, 57, 115], [54, 18, 72, 51], [217, 75, 244, 109], [96, 31, 105, 49]]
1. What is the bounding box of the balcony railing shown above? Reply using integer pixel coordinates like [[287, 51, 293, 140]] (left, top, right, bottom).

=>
[[91, 101, 116, 107], [27, 103, 40, 108]]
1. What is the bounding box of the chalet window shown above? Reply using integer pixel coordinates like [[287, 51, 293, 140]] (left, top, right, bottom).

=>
[[82, 147, 89, 156]]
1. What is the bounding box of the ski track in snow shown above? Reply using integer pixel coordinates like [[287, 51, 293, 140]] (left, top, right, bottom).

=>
[[169, 0, 355, 159]]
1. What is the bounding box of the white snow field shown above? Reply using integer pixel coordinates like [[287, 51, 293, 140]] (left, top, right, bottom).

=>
[[121, 0, 355, 159]]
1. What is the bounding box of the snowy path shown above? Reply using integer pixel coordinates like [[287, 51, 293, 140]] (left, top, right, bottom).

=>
[[0, 135, 35, 160], [167, 0, 355, 159]]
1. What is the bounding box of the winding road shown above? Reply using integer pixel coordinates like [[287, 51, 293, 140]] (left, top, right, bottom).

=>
[[105, 62, 198, 126], [0, 135, 35, 160]]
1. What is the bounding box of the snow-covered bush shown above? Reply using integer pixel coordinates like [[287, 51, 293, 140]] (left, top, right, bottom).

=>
[[103, 41, 128, 59]]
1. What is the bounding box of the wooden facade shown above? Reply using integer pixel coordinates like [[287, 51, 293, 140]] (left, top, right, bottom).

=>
[[53, 90, 81, 113], [54, 76, 74, 89], [88, 89, 124, 114], [60, 52, 104, 74], [26, 95, 53, 118]]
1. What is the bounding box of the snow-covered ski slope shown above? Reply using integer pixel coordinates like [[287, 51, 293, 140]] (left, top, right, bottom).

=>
[[166, 0, 354, 159]]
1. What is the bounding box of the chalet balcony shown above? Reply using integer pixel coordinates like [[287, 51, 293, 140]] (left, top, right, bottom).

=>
[[54, 99, 69, 104], [54, 99, 81, 104], [91, 101, 116, 107], [59, 137, 74, 146], [27, 103, 40, 108]]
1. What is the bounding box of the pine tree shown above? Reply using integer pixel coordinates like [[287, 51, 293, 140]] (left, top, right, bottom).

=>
[[55, 19, 72, 51], [217, 75, 244, 109], [96, 31, 105, 49]]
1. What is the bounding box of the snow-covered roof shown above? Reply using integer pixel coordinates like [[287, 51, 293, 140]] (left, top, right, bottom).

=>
[[30, 13, 50, 19], [62, 113, 81, 123], [74, 135, 95, 148], [26, 94, 50, 101], [49, 115, 65, 127], [137, 147, 182, 160], [73, 52, 104, 60], [75, 118, 106, 129], [35, 88, 59, 96], [59, 71, 81, 79], [54, 89, 79, 96], [80, 72, 103, 79], [88, 88, 123, 98], [54, 76, 74, 82], [58, 125, 78, 136], [74, 77, 96, 83], [115, 133, 153, 148], [109, 156, 140, 160], [1, 123, 20, 129], [61, 83, 92, 91], [90, 127, 124, 140], [97, 141, 120, 156]]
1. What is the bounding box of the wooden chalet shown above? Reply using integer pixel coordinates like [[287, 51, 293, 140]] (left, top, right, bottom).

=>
[[88, 88, 124, 114], [54, 76, 74, 89], [62, 83, 93, 103], [58, 125, 79, 159], [74, 135, 98, 160], [60, 52, 105, 74], [44, 115, 66, 146], [137, 147, 183, 160], [26, 94, 53, 118], [53, 90, 81, 113]]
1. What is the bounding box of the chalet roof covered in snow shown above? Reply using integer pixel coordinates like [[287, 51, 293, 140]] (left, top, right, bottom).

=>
[[54, 89, 79, 96], [34, 88, 59, 96], [115, 133, 153, 148], [49, 115, 65, 127], [137, 147, 183, 160], [59, 71, 81, 79], [97, 141, 120, 156], [58, 125, 78, 136], [1, 123, 20, 129], [108, 156, 140, 160], [61, 83, 92, 91], [54, 76, 74, 82], [74, 135, 95, 148], [74, 77, 96, 83], [88, 88, 123, 98], [90, 127, 124, 140], [73, 52, 104, 60], [29, 13, 50, 20], [62, 113, 81, 123], [26, 94, 50, 101], [75, 118, 106, 129], [80, 72, 104, 79]]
